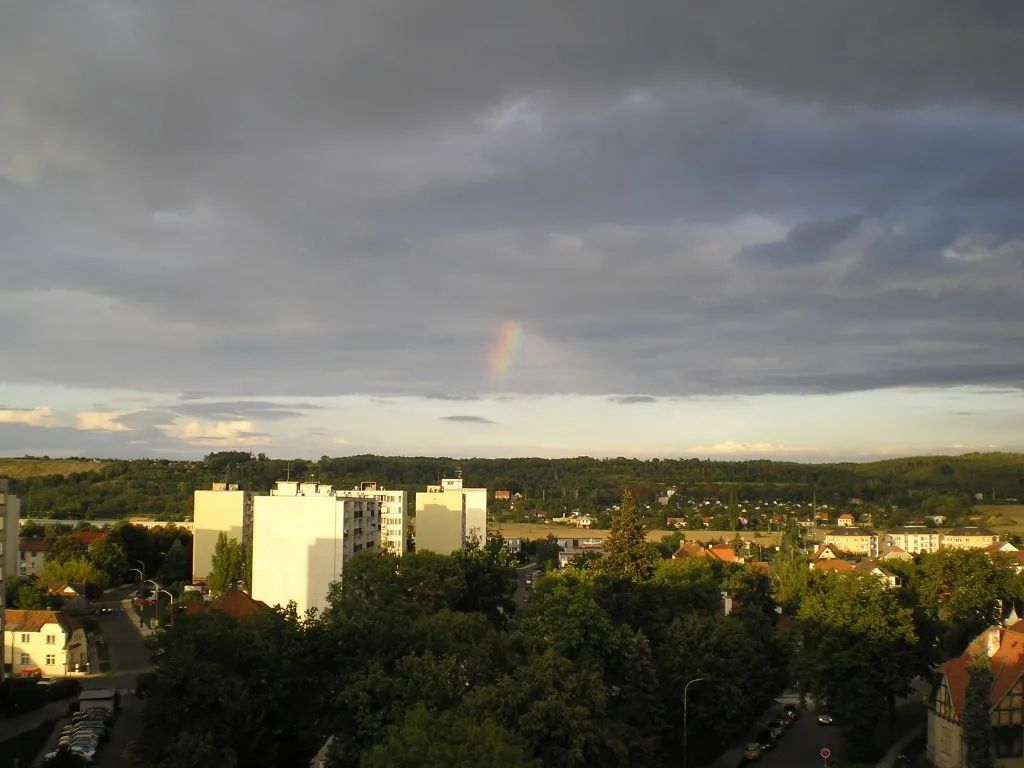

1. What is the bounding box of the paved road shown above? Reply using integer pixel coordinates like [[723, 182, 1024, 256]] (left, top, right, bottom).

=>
[[36, 587, 152, 768], [513, 565, 537, 605]]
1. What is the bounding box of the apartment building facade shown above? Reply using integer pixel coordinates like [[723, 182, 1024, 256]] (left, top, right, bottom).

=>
[[192, 484, 254, 584], [415, 486, 466, 555], [344, 482, 407, 556], [824, 527, 880, 558], [885, 526, 942, 555], [251, 481, 380, 615]]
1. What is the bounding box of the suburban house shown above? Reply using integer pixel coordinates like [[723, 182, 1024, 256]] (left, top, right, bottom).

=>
[[809, 558, 854, 574], [810, 543, 844, 561], [851, 559, 902, 588], [824, 527, 880, 558], [927, 621, 1024, 766], [493, 490, 511, 501], [19, 538, 52, 577], [877, 544, 914, 561], [558, 540, 604, 568], [672, 542, 738, 563], [502, 537, 522, 555], [44, 582, 88, 612], [885, 526, 942, 554], [985, 542, 1024, 574], [943, 526, 1000, 550], [837, 513, 855, 527], [3, 609, 88, 677], [70, 531, 107, 547], [183, 587, 270, 620]]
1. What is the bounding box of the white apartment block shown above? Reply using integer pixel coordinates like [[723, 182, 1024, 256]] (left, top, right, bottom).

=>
[[941, 526, 999, 550], [886, 526, 942, 554], [415, 487, 466, 555], [344, 482, 407, 556], [192, 484, 254, 583], [824, 527, 880, 558], [251, 481, 380, 615]]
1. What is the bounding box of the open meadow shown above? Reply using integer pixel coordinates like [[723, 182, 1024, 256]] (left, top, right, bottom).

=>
[[0, 458, 107, 479], [977, 504, 1024, 532], [497, 522, 782, 546]]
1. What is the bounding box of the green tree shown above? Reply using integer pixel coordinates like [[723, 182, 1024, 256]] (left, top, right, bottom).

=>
[[158, 539, 193, 586], [599, 490, 656, 582], [963, 652, 996, 768], [207, 533, 245, 597], [38, 559, 109, 592], [6, 579, 54, 610], [20, 521, 46, 537], [363, 704, 540, 768], [88, 539, 129, 582], [49, 535, 88, 565]]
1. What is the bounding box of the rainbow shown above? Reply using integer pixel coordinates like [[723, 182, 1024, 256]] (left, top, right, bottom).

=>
[[489, 321, 523, 380]]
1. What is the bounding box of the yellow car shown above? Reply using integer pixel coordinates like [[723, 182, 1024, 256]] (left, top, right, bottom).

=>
[[745, 742, 763, 761]]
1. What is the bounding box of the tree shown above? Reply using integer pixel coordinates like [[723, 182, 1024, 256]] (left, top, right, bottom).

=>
[[38, 559, 108, 592], [599, 490, 657, 582], [158, 539, 193, 586], [20, 521, 45, 538], [207, 533, 245, 597], [88, 539, 129, 582], [49, 535, 88, 565], [5, 579, 56, 610], [963, 652, 996, 768]]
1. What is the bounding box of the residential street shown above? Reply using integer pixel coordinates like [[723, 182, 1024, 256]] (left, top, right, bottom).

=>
[[35, 586, 152, 768]]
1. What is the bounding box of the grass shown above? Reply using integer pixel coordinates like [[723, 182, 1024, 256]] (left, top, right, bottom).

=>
[[497, 522, 782, 545], [0, 458, 107, 479], [976, 504, 1024, 531], [0, 717, 58, 768]]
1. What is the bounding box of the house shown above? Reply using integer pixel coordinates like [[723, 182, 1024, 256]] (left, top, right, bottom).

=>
[[985, 542, 1024, 575], [183, 587, 270, 621], [19, 538, 52, 577], [71, 531, 108, 547], [796, 517, 816, 529], [878, 545, 913, 562], [810, 543, 844, 561], [3, 609, 88, 677], [851, 559, 901, 588], [502, 537, 522, 555], [824, 527, 880, 558], [558, 544, 603, 569], [43, 582, 88, 612], [576, 515, 593, 529], [493, 490, 511, 501], [837, 513, 855, 527], [943, 526, 1000, 550], [927, 622, 1024, 766], [886, 526, 941, 555], [671, 542, 737, 563], [809, 559, 854, 574]]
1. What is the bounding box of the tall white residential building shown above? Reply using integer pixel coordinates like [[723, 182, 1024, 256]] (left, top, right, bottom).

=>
[[344, 482, 408, 556], [414, 477, 488, 554], [192, 484, 254, 584], [2, 482, 20, 580], [251, 481, 380, 615]]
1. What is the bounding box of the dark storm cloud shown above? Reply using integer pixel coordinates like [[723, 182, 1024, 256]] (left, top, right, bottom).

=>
[[441, 416, 497, 425], [611, 396, 658, 405], [0, 1, 1022, 404]]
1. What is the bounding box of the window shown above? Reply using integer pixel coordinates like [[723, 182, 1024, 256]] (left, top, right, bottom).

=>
[[19, 653, 29, 665], [46, 635, 56, 645], [45, 654, 56, 666], [994, 726, 1024, 758], [20, 633, 30, 643]]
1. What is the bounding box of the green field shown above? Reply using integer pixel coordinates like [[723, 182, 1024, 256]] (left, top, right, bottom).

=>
[[977, 504, 1024, 530], [497, 522, 782, 546], [0, 458, 107, 479]]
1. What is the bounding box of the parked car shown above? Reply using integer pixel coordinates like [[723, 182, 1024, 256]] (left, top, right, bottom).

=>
[[778, 710, 795, 726], [766, 720, 785, 739], [783, 703, 800, 720], [744, 742, 763, 761], [755, 730, 776, 750], [818, 713, 835, 726]]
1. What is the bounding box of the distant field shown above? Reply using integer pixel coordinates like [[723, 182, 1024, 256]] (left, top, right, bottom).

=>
[[497, 522, 782, 546], [977, 505, 1024, 529], [0, 458, 107, 479]]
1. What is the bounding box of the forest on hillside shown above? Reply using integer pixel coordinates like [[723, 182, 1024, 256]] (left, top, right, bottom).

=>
[[5, 451, 1023, 522]]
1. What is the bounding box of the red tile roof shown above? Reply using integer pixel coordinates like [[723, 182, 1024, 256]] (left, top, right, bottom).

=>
[[19, 538, 53, 553], [672, 542, 737, 562], [810, 559, 854, 573], [932, 624, 1024, 716], [4, 609, 83, 636], [183, 588, 269, 621], [811, 543, 843, 560], [72, 531, 108, 546]]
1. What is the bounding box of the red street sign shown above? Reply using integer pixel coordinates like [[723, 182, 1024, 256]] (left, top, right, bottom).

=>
[[820, 747, 831, 759]]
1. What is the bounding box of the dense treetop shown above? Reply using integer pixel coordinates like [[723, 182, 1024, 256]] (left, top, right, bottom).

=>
[[5, 451, 1023, 522]]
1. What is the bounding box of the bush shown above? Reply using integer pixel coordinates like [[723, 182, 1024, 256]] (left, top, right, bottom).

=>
[[0, 678, 46, 717], [46, 678, 81, 702]]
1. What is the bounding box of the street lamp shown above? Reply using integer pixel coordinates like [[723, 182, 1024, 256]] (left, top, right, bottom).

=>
[[144, 580, 161, 628], [129, 568, 143, 585], [157, 589, 175, 627], [683, 676, 711, 768], [136, 560, 146, 578]]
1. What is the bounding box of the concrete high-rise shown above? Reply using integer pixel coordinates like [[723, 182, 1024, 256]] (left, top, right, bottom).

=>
[[414, 477, 488, 554], [343, 482, 408, 556], [192, 484, 254, 584], [251, 481, 380, 615], [1, 481, 19, 580]]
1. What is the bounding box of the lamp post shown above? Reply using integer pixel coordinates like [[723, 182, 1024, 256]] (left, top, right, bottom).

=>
[[136, 560, 146, 578], [157, 589, 175, 627], [145, 580, 161, 628], [683, 677, 710, 768], [129, 567, 143, 586]]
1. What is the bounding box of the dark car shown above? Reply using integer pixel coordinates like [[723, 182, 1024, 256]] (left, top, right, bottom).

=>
[[756, 730, 776, 750], [783, 703, 800, 720]]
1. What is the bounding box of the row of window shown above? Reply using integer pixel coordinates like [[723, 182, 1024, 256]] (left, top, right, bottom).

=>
[[19, 633, 58, 644], [19, 653, 58, 665]]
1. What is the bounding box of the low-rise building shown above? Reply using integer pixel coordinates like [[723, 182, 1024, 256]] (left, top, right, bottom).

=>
[[943, 526, 999, 550], [19, 538, 52, 577], [886, 526, 941, 554], [824, 527, 879, 558], [851, 559, 902, 588], [878, 545, 913, 562], [3, 609, 88, 677], [43, 582, 88, 612], [927, 622, 1024, 766], [837, 514, 855, 527]]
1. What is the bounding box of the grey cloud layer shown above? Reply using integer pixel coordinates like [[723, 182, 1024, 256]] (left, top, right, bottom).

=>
[[1, 1, 1022, 401]]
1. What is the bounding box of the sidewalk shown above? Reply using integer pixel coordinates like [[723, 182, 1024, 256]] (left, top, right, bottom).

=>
[[122, 599, 155, 639], [875, 725, 923, 768]]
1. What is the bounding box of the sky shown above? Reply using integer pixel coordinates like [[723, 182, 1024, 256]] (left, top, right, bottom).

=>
[[1, 1, 1023, 462]]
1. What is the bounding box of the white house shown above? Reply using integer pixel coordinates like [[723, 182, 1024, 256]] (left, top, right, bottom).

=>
[[3, 610, 88, 677]]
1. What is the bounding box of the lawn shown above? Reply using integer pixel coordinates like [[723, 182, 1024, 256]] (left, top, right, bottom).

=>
[[0, 458, 107, 479], [0, 718, 57, 768], [497, 522, 782, 545], [976, 504, 1024, 531]]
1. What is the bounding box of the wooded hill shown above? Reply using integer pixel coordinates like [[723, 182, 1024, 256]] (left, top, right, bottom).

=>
[[4, 451, 1023, 522]]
